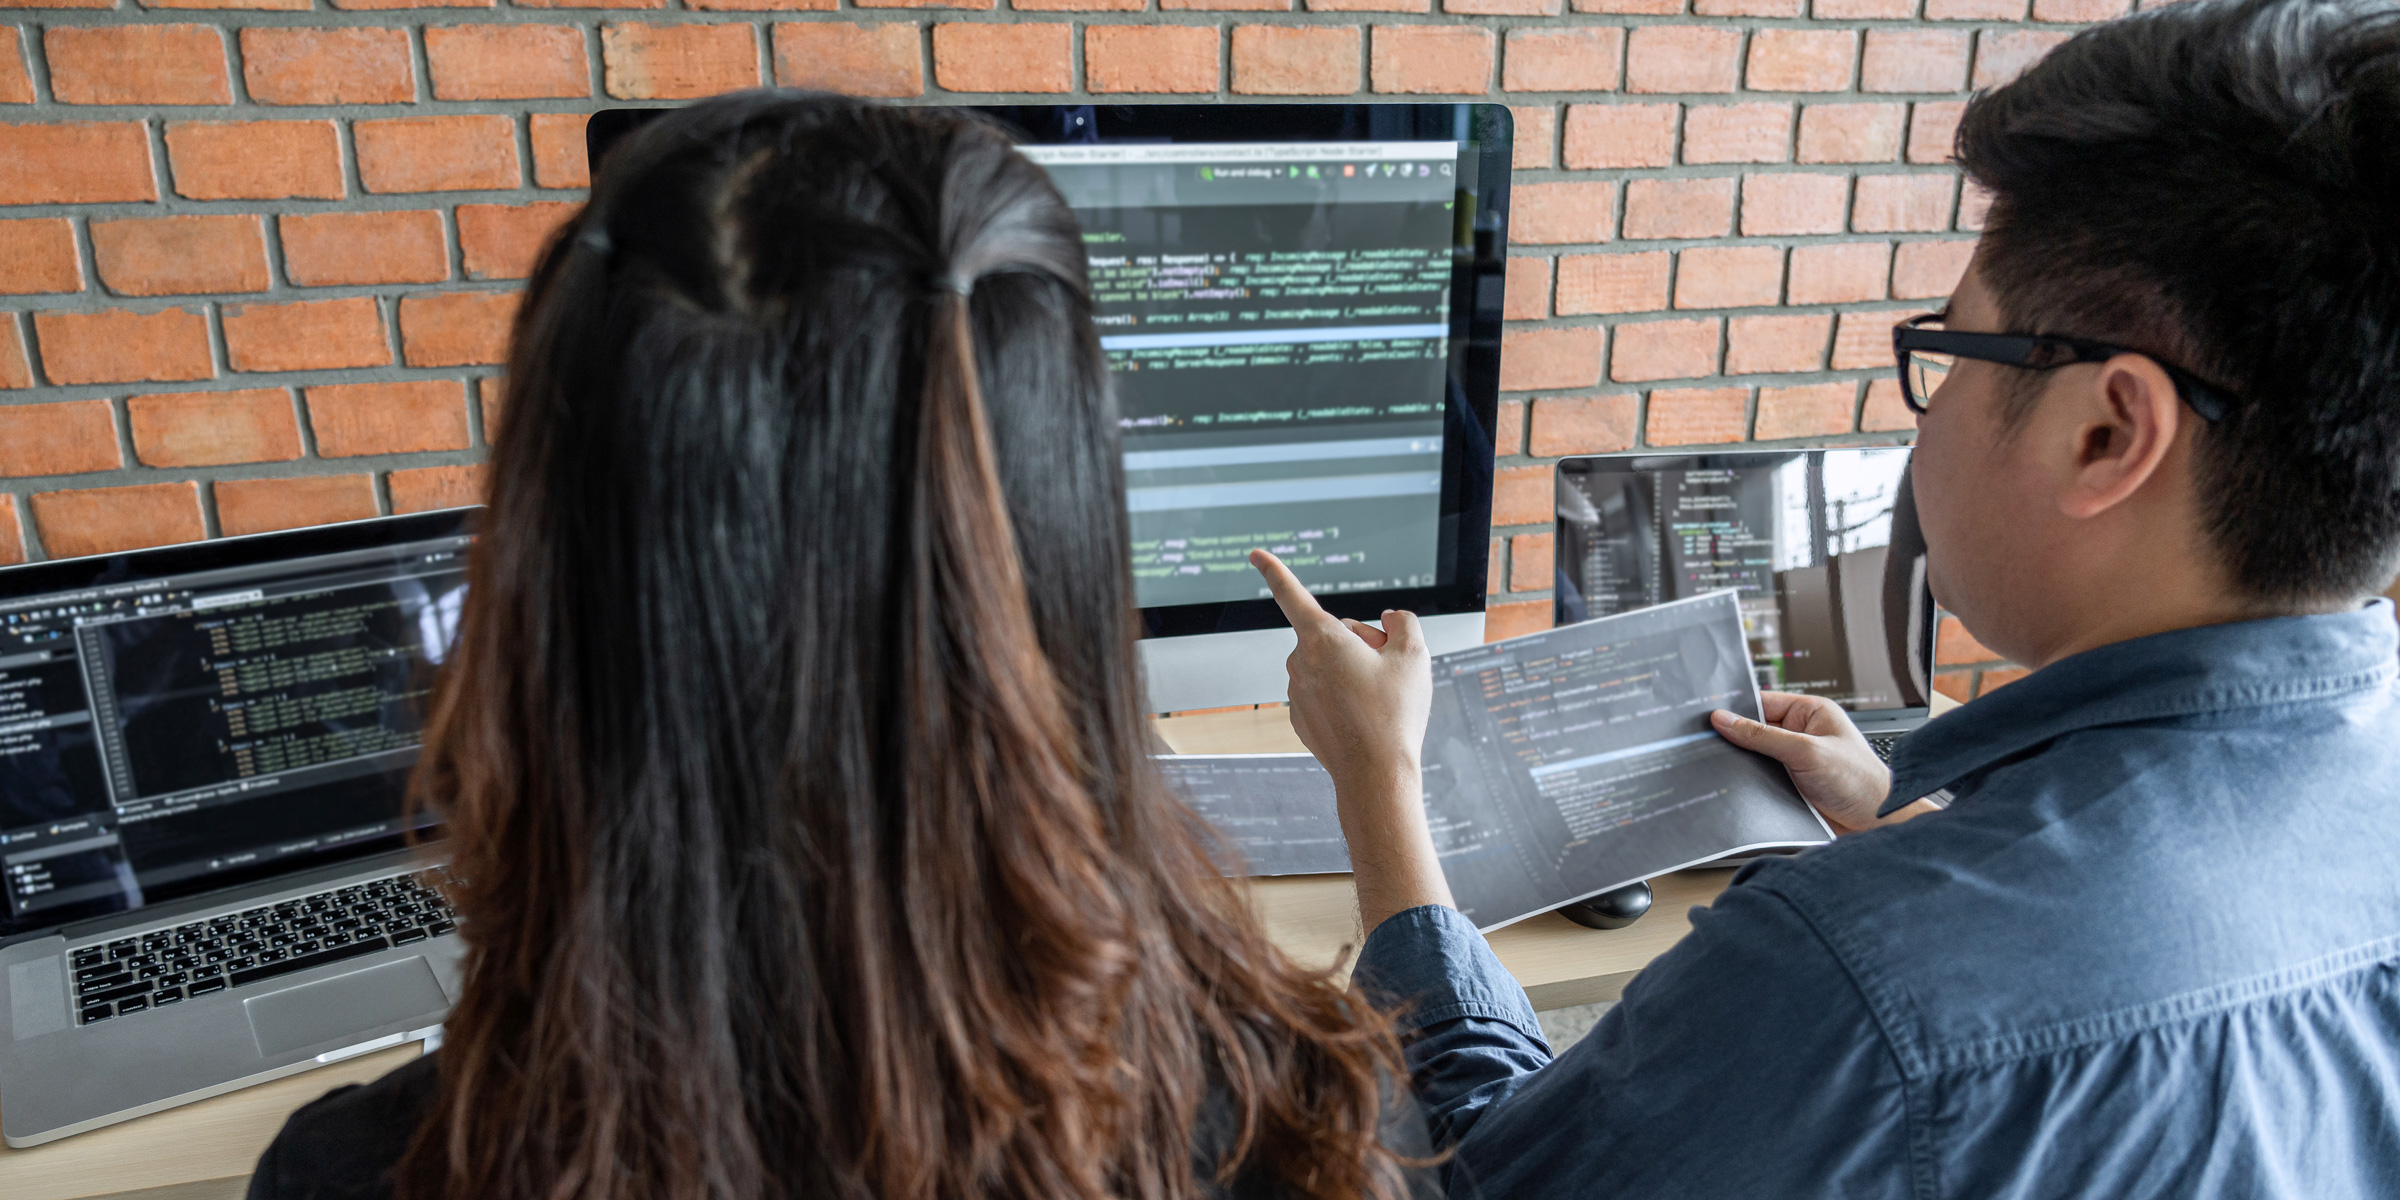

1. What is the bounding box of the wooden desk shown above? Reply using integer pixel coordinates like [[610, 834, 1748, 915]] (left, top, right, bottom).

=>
[[1, 705, 1728, 1200]]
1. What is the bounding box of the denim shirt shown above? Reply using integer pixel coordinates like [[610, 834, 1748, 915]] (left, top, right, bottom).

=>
[[1354, 603, 2400, 1199]]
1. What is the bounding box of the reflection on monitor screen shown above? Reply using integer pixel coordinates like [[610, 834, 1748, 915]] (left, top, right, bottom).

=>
[[1019, 142, 1461, 608], [1555, 449, 1927, 711]]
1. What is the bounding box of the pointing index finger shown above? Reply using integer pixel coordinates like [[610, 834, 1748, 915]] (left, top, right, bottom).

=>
[[1250, 549, 1340, 635]]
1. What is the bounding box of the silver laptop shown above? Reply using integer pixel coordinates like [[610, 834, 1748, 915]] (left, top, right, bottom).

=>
[[1555, 448, 1936, 758], [0, 510, 474, 1147]]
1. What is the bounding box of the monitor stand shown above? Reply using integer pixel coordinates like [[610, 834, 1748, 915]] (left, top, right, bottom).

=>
[[1137, 611, 1487, 714]]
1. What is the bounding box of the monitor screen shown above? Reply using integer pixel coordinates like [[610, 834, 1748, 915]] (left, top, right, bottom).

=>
[[1554, 449, 1932, 713], [1018, 140, 1460, 609], [0, 513, 470, 940]]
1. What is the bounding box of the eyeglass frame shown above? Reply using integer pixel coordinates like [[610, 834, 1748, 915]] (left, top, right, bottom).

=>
[[1890, 312, 2232, 422]]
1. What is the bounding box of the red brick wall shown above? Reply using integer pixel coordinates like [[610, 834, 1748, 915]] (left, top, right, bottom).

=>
[[0, 0, 2110, 686]]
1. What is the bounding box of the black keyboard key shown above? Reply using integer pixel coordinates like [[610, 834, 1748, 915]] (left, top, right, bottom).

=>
[[81, 980, 151, 1008], [229, 936, 391, 990], [391, 927, 427, 945], [154, 987, 185, 1005], [429, 920, 456, 936], [117, 996, 147, 1014], [188, 978, 226, 997], [75, 962, 123, 985], [78, 971, 132, 995], [80, 1005, 112, 1023], [72, 949, 104, 969]]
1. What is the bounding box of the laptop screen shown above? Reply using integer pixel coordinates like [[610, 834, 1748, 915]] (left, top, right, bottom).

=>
[[1555, 449, 1933, 715], [0, 513, 470, 941]]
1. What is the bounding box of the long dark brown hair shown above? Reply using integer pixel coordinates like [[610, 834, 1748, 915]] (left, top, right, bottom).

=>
[[397, 93, 1414, 1200]]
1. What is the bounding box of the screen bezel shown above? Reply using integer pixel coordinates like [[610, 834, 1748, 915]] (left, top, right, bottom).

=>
[[587, 101, 1510, 635], [0, 510, 472, 944], [1552, 449, 1935, 720]]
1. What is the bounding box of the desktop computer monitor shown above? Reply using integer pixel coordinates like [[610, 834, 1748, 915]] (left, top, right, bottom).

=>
[[589, 102, 1512, 713]]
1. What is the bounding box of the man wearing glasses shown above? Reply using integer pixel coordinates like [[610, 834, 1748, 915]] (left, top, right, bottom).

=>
[[1253, 0, 2400, 1194]]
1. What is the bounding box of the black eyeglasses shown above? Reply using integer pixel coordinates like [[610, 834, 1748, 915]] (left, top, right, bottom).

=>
[[1891, 312, 2232, 422]]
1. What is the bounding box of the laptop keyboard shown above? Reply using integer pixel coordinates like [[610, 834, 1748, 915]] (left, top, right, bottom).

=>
[[67, 868, 457, 1026], [1868, 734, 1899, 763]]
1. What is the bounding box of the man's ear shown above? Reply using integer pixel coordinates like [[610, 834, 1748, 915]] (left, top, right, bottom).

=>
[[2055, 354, 2184, 521]]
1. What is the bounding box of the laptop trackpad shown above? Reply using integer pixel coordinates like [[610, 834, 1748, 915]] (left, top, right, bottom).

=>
[[245, 957, 448, 1058]]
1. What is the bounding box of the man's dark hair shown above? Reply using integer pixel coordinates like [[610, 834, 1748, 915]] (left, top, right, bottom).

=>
[[1958, 0, 2400, 602]]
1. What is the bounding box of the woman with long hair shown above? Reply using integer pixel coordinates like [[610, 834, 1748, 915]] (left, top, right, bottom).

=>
[[246, 94, 1436, 1200]]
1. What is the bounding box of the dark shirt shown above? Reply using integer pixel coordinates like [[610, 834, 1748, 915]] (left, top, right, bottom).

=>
[[249, 1049, 1443, 1200], [1355, 603, 2400, 1199]]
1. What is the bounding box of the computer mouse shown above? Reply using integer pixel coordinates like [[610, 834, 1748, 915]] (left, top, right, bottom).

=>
[[1558, 880, 1653, 930]]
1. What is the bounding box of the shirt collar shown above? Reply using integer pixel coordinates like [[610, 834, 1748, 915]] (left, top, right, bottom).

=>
[[1882, 600, 2400, 816]]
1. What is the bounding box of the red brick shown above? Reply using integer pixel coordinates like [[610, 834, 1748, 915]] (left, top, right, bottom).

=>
[[1926, 0, 2022, 16], [933, 23, 1072, 92], [1725, 313, 1829, 374], [1894, 239, 1974, 300], [1740, 172, 1848, 235], [0, 123, 154, 205], [1815, 0, 1910, 14], [1307, 0, 1428, 12], [280, 211, 449, 287], [1683, 102, 1790, 164], [356, 116, 521, 193], [1510, 105, 1555, 168], [1611, 317, 1718, 382], [603, 23, 760, 99], [1645, 386, 1747, 445], [1797, 103, 1903, 164], [126, 388, 300, 467], [773, 22, 925, 98], [223, 297, 390, 373], [1934, 614, 1999, 665], [1832, 308, 1926, 370], [0, 28, 30, 104], [1088, 25, 1219, 93], [1372, 25, 1492, 94], [33, 308, 212, 386], [1447, 0, 1557, 12], [1754, 382, 1855, 440], [0, 319, 22, 391], [1960, 181, 1993, 231], [332, 0, 501, 9], [1697, 0, 1797, 12], [1503, 27, 1621, 92], [1492, 464, 1553, 526], [1019, 0, 1142, 10], [0, 220, 80, 295], [426, 24, 590, 100], [1529, 392, 1637, 455], [1787, 241, 1890, 304], [531, 113, 594, 187], [1675, 245, 1781, 309], [1861, 376, 1915, 431], [1862, 31, 1970, 93], [1166, 0, 1291, 8], [1555, 251, 1667, 315], [0, 500, 20, 568], [1512, 181, 1616, 245], [162, 121, 342, 203], [400, 292, 518, 367], [240, 27, 414, 105], [1932, 671, 1975, 704], [1975, 666, 2030, 695], [90, 216, 269, 297], [389, 464, 485, 513], [1908, 100, 1965, 164], [478, 375, 504, 438], [1508, 531, 1552, 591], [1485, 598, 1551, 641], [1622, 178, 1734, 240], [858, 0, 991, 7], [1498, 325, 1606, 391], [1975, 30, 2071, 89], [1745, 29, 1852, 93], [1488, 537, 1503, 595], [2034, 0, 2128, 18], [459, 202, 581, 280], [518, 0, 665, 9], [1853, 174, 1955, 233], [1562, 102, 1675, 169], [692, 0, 835, 9], [1495, 397, 1525, 455], [45, 25, 229, 105], [1572, 0, 1676, 8], [307, 380, 471, 457], [31, 483, 204, 558], [215, 474, 379, 537], [1625, 26, 1740, 94], [0, 400, 118, 477], [1504, 256, 1550, 320]]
